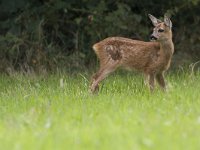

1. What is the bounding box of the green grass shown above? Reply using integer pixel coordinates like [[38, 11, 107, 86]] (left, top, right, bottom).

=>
[[0, 70, 200, 150]]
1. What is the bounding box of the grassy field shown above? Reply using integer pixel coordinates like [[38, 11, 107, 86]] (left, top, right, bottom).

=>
[[0, 70, 200, 150]]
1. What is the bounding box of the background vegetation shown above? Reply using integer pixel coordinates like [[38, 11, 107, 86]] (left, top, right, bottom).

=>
[[0, 0, 200, 73]]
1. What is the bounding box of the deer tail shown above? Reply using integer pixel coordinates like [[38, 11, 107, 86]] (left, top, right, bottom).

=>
[[92, 43, 111, 67]]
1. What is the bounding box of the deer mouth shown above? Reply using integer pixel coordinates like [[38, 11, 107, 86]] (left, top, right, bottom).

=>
[[150, 35, 158, 41]]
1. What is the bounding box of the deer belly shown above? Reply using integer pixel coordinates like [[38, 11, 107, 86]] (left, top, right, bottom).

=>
[[122, 59, 148, 72]]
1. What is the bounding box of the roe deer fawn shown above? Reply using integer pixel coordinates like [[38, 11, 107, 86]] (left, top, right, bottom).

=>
[[90, 14, 174, 93]]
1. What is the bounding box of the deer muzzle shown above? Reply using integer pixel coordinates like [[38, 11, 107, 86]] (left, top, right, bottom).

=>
[[150, 34, 158, 41]]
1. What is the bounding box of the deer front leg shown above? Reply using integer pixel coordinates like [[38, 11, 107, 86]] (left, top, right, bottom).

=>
[[148, 74, 155, 92], [156, 73, 166, 91], [144, 74, 149, 86]]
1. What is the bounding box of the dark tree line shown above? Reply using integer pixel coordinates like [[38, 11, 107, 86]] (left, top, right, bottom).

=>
[[0, 0, 200, 73]]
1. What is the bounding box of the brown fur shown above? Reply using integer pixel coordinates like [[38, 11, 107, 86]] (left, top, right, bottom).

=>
[[90, 15, 174, 93]]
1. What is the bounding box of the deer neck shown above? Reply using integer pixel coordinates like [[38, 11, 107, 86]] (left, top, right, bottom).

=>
[[159, 39, 174, 59]]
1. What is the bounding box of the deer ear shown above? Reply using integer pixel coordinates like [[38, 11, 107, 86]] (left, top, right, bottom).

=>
[[164, 15, 172, 28], [148, 14, 162, 26]]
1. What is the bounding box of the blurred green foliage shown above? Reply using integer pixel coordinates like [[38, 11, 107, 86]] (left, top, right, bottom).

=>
[[0, 0, 199, 73]]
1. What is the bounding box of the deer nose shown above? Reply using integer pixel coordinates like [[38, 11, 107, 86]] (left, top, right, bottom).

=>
[[150, 35, 157, 41]]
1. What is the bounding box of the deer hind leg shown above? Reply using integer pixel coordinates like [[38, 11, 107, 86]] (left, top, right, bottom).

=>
[[156, 73, 166, 91], [148, 74, 155, 92], [90, 60, 119, 94]]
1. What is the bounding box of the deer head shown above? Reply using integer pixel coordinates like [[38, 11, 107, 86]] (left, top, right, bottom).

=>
[[148, 14, 172, 42]]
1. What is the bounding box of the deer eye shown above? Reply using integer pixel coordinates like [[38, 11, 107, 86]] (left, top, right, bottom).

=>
[[158, 29, 164, 32]]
